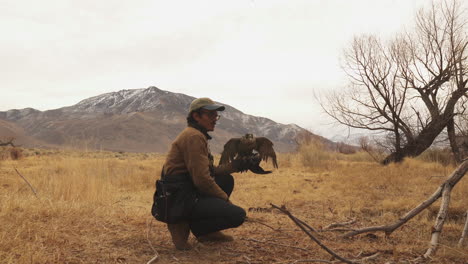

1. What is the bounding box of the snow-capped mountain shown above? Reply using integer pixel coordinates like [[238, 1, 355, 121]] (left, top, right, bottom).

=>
[[0, 86, 329, 153], [65, 86, 191, 115]]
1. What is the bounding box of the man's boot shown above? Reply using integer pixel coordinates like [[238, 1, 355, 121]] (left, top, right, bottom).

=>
[[167, 222, 192, 250], [197, 231, 234, 243]]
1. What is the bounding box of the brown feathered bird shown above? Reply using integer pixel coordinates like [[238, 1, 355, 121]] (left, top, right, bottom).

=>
[[219, 134, 278, 174]]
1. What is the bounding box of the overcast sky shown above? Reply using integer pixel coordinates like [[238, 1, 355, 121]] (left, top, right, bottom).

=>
[[1, 0, 430, 137]]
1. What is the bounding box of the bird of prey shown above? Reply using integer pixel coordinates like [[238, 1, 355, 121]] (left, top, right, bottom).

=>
[[220, 134, 278, 174]]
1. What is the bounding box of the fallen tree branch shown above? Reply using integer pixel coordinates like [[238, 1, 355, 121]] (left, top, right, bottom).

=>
[[242, 255, 252, 264], [343, 184, 444, 238], [290, 259, 335, 264], [146, 255, 159, 264], [294, 216, 320, 234], [343, 160, 468, 238], [271, 203, 357, 264], [436, 243, 468, 257], [459, 210, 468, 247], [265, 205, 319, 234], [146, 218, 159, 264], [14, 167, 38, 198], [245, 217, 282, 232], [422, 179, 453, 258], [319, 228, 356, 233], [323, 219, 357, 230], [359, 252, 380, 262]]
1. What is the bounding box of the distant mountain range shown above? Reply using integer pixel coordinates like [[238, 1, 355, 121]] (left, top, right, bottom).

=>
[[0, 86, 340, 153]]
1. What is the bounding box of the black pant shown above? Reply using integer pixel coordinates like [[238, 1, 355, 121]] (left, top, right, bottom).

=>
[[189, 174, 246, 237]]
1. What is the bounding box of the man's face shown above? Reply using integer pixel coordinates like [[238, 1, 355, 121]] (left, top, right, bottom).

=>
[[193, 109, 220, 131]]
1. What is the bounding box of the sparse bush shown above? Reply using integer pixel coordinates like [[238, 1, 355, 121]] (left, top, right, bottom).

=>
[[0, 147, 9, 160], [9, 147, 23, 160], [418, 147, 455, 166], [359, 136, 387, 163], [298, 140, 332, 168], [335, 142, 357, 154], [277, 153, 295, 168], [338, 151, 375, 162]]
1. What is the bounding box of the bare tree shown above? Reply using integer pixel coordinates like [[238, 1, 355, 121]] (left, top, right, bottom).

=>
[[443, 0, 468, 163], [323, 0, 468, 164]]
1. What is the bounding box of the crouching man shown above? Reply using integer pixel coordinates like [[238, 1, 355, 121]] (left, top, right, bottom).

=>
[[151, 97, 259, 250]]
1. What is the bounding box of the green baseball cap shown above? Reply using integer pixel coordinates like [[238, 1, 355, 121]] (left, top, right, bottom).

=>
[[189, 97, 225, 113]]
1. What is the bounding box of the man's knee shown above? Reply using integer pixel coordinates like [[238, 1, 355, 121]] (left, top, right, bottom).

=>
[[215, 174, 234, 195], [229, 206, 246, 227]]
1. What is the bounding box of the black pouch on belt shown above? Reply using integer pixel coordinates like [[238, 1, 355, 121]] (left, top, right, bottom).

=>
[[151, 172, 197, 224]]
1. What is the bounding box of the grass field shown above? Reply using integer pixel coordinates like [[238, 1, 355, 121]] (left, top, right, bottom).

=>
[[0, 146, 467, 263]]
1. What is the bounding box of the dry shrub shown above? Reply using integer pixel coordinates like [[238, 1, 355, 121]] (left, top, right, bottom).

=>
[[418, 147, 455, 166], [9, 147, 23, 160], [0, 147, 23, 160], [33, 157, 158, 201], [427, 205, 467, 222], [335, 142, 357, 154], [358, 136, 387, 163], [298, 140, 332, 167], [0, 147, 9, 160], [338, 151, 375, 162], [276, 152, 297, 168]]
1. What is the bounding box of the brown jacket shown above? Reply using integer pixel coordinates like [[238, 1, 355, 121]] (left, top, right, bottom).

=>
[[163, 126, 235, 201]]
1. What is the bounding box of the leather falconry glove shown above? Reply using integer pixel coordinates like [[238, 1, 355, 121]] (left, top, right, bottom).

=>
[[231, 154, 272, 174]]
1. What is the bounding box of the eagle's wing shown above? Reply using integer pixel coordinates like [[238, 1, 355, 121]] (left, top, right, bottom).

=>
[[255, 137, 278, 168], [219, 138, 241, 165]]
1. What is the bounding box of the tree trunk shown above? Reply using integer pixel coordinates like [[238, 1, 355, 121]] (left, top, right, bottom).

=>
[[382, 123, 446, 164], [447, 117, 463, 163], [382, 112, 456, 165]]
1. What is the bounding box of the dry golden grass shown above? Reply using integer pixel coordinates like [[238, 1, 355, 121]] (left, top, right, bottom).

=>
[[0, 146, 467, 263]]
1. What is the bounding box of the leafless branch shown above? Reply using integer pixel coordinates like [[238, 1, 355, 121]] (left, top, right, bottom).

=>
[[245, 217, 282, 232], [271, 203, 357, 264], [323, 219, 357, 230], [319, 229, 356, 233], [458, 210, 468, 247], [145, 218, 159, 264], [14, 167, 38, 198], [289, 259, 335, 264]]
